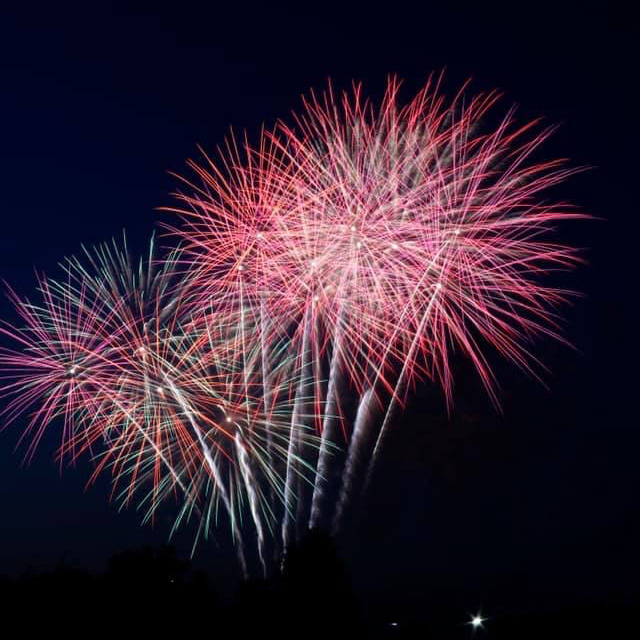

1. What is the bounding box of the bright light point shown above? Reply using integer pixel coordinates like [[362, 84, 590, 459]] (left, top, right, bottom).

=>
[[68, 366, 77, 375], [226, 416, 232, 423], [435, 282, 442, 290], [156, 386, 164, 394], [237, 264, 244, 271], [313, 295, 320, 302], [356, 242, 362, 248], [470, 615, 485, 629], [350, 225, 356, 231], [390, 622, 398, 627], [391, 243, 399, 250], [454, 228, 461, 235], [257, 232, 264, 238]]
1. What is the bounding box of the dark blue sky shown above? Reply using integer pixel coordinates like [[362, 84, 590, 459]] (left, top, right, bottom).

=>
[[0, 3, 637, 611]]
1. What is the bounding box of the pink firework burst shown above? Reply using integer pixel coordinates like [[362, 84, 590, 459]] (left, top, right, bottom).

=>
[[164, 75, 586, 534], [1, 74, 587, 561], [166, 75, 585, 406], [0, 238, 313, 573]]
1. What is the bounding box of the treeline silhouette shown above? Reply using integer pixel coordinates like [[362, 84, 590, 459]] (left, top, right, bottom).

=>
[[0, 529, 359, 638], [0, 529, 636, 639]]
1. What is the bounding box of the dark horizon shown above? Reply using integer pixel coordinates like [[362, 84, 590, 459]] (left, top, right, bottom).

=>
[[0, 3, 637, 627]]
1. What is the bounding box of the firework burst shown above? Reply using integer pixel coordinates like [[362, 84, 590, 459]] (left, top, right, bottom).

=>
[[0, 237, 317, 574], [165, 75, 585, 533], [1, 74, 586, 570]]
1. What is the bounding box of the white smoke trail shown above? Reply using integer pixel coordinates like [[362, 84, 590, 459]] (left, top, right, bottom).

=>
[[164, 376, 247, 577], [235, 431, 267, 576], [331, 387, 376, 534], [281, 311, 311, 549], [308, 322, 343, 530], [362, 285, 442, 495]]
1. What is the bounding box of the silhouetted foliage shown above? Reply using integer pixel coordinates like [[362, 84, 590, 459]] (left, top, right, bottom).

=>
[[0, 537, 637, 639], [279, 528, 360, 635]]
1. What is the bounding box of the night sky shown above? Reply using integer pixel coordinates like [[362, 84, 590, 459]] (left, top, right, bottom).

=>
[[0, 3, 637, 618]]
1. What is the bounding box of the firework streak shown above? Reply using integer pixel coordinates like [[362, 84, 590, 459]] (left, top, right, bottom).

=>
[[1, 76, 585, 573]]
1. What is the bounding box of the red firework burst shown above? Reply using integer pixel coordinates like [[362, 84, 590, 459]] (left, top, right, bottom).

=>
[[0, 239, 308, 568], [0, 74, 588, 563], [165, 75, 585, 407]]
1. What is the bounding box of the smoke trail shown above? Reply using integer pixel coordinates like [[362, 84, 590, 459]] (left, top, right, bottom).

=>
[[331, 387, 377, 534], [235, 431, 267, 576], [281, 310, 311, 549], [164, 376, 248, 577], [362, 285, 442, 495], [259, 298, 274, 463], [259, 298, 280, 567], [308, 320, 343, 530]]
